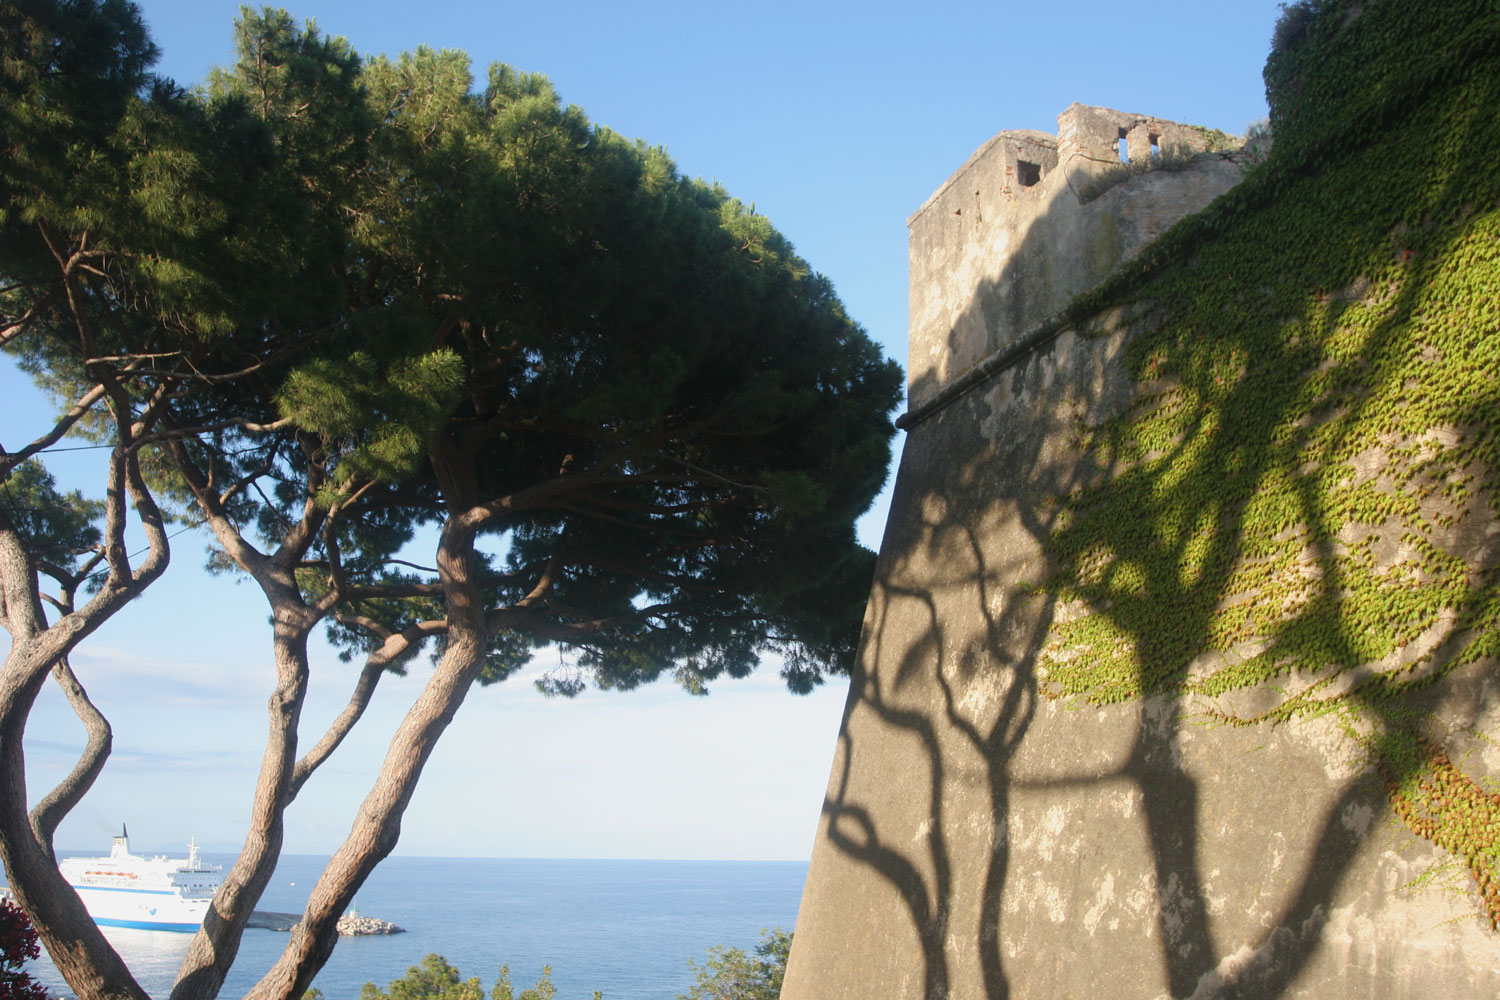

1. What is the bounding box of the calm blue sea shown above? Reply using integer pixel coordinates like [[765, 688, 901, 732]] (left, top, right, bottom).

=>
[[16, 855, 807, 1000]]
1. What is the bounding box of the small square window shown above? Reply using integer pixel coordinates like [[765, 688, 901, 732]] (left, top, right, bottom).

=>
[[1017, 160, 1041, 187]]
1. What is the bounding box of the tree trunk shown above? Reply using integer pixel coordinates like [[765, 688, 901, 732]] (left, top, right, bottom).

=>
[[0, 533, 148, 1000], [246, 621, 488, 1000], [171, 594, 314, 1000], [243, 515, 490, 1000]]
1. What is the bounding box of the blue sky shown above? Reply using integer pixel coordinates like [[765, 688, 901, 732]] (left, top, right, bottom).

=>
[[6, 0, 1280, 861]]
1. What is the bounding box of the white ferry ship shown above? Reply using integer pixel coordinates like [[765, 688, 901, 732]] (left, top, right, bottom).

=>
[[58, 827, 223, 932]]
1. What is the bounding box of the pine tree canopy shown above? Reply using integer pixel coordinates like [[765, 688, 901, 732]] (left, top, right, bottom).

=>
[[3, 0, 902, 693]]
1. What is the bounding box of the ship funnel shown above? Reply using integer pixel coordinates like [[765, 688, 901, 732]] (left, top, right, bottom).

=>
[[110, 824, 130, 859]]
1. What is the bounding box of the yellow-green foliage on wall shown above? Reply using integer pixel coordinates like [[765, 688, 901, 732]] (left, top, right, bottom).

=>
[[1036, 0, 1500, 927]]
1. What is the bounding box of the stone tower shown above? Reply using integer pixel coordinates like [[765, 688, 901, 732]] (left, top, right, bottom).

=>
[[779, 105, 1500, 1000]]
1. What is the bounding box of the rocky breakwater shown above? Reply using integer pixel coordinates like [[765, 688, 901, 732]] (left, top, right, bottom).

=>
[[337, 914, 404, 936]]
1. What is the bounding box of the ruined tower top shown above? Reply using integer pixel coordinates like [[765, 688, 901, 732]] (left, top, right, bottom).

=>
[[906, 104, 1250, 413]]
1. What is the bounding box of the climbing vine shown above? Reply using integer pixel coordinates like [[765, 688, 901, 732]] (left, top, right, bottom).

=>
[[1034, 0, 1500, 928]]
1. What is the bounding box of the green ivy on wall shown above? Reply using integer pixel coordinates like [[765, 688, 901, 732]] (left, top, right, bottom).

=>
[[1035, 0, 1500, 927]]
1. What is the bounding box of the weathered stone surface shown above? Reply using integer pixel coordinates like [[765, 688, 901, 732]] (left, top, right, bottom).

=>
[[782, 105, 1500, 1000], [906, 105, 1245, 413]]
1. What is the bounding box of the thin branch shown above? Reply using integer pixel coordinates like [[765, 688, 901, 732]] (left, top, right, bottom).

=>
[[0, 382, 109, 477], [287, 618, 445, 798], [339, 579, 444, 600], [252, 479, 298, 538], [29, 657, 113, 844], [311, 499, 347, 616], [552, 500, 722, 539], [562, 492, 722, 516], [333, 612, 391, 639], [35, 558, 81, 589], [381, 558, 439, 574], [160, 320, 356, 385], [218, 458, 276, 508], [100, 442, 132, 581], [83, 350, 189, 363], [485, 598, 693, 644], [466, 470, 695, 529], [518, 554, 561, 607], [161, 425, 273, 577], [652, 452, 770, 492], [121, 432, 171, 592], [270, 434, 332, 571], [0, 287, 63, 347], [131, 416, 296, 449], [551, 547, 726, 595]]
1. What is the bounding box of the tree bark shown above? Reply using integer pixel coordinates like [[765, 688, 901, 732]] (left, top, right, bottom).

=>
[[243, 512, 491, 1000], [244, 621, 488, 1000]]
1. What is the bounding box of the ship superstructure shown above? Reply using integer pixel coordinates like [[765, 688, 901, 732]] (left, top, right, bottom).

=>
[[58, 826, 223, 931]]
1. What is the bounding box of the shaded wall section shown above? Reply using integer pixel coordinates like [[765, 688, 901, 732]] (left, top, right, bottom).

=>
[[783, 102, 1500, 1000]]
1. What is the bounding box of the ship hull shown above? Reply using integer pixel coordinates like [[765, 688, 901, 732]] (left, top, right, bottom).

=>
[[70, 884, 210, 932]]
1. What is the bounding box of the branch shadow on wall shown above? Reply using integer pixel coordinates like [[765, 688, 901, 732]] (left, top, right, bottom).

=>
[[823, 212, 1102, 994], [817, 98, 1499, 1000]]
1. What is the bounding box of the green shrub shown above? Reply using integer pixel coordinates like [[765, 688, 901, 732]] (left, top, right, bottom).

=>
[[678, 928, 791, 1000]]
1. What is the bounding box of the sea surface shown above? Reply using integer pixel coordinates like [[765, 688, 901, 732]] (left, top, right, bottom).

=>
[[15, 855, 808, 1000]]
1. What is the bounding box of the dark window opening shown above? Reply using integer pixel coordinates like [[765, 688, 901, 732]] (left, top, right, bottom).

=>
[[1017, 159, 1041, 187], [1117, 128, 1130, 164], [1149, 134, 1161, 160]]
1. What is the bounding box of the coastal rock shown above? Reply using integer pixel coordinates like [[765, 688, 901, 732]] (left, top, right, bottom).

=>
[[336, 915, 404, 936]]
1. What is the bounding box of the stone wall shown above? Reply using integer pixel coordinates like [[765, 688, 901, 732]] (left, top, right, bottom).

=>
[[781, 105, 1500, 1000]]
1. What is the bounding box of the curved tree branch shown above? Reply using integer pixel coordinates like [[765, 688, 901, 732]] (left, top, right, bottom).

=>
[[29, 657, 112, 844], [288, 618, 444, 797], [0, 428, 166, 1000]]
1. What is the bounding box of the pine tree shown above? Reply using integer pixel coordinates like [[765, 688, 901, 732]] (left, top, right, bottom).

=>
[[0, 6, 901, 1000]]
